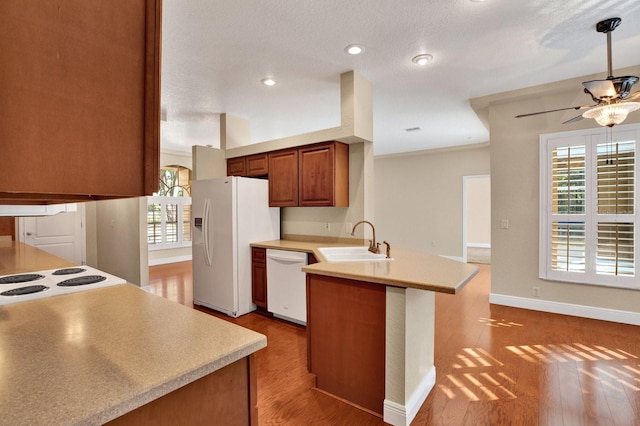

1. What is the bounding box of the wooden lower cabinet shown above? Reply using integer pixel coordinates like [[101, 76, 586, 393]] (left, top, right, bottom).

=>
[[106, 355, 258, 425], [306, 274, 386, 416], [251, 248, 268, 310]]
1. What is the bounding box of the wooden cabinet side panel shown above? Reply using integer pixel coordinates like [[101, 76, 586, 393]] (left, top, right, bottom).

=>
[[333, 142, 350, 207], [307, 274, 386, 415], [0, 0, 160, 199], [268, 149, 298, 207], [106, 356, 255, 425]]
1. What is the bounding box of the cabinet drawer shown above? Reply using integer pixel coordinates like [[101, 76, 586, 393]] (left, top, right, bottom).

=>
[[252, 247, 266, 263]]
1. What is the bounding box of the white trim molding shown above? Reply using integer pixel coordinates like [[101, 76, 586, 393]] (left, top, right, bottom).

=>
[[383, 366, 436, 426], [490, 293, 640, 326]]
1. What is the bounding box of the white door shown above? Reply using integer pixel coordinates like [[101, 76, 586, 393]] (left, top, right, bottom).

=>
[[20, 204, 85, 265]]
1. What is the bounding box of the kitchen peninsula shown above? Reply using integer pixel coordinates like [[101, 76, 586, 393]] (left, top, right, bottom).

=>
[[0, 242, 265, 425], [251, 239, 478, 426]]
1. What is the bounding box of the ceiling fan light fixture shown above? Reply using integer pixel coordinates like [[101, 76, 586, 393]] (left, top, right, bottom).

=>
[[412, 54, 433, 66], [582, 102, 640, 127]]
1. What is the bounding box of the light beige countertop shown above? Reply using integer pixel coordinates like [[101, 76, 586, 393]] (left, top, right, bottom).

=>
[[0, 242, 266, 425], [251, 239, 479, 294]]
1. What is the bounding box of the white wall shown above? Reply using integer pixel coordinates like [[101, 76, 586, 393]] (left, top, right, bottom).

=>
[[374, 145, 490, 258], [95, 197, 148, 286]]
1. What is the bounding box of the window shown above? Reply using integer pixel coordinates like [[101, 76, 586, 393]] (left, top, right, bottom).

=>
[[540, 124, 638, 289], [147, 165, 192, 250]]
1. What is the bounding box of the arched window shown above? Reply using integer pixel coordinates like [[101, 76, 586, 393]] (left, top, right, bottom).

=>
[[147, 165, 192, 248]]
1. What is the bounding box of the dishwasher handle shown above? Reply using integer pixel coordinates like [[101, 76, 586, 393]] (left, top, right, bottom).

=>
[[266, 253, 307, 264]]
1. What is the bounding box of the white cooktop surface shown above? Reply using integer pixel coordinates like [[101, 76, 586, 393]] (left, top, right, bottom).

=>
[[0, 266, 126, 306]]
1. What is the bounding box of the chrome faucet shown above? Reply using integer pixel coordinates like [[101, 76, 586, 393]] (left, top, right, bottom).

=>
[[351, 220, 378, 254]]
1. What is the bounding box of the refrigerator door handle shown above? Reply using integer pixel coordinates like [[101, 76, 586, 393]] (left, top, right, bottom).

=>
[[203, 199, 213, 266]]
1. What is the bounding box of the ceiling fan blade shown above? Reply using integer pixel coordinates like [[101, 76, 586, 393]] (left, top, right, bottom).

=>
[[515, 104, 594, 118], [625, 90, 640, 101], [583, 79, 617, 99], [563, 114, 586, 125]]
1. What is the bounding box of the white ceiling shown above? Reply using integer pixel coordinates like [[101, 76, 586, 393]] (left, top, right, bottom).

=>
[[160, 0, 640, 156]]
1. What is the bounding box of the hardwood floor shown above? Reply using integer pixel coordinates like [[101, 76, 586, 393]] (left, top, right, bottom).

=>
[[148, 262, 640, 425]]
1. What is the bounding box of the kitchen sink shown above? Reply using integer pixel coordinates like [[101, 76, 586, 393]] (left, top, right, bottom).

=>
[[317, 246, 392, 262]]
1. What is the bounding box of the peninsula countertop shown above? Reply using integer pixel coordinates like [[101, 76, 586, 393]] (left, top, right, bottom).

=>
[[251, 239, 479, 294], [0, 242, 266, 425]]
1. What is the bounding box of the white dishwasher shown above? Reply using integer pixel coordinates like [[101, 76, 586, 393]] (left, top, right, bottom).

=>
[[266, 249, 308, 325]]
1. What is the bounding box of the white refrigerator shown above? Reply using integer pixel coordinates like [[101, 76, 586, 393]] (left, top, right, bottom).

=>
[[191, 177, 280, 317]]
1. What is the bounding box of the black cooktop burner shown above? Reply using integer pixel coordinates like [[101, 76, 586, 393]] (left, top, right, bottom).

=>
[[0, 274, 45, 285], [52, 268, 86, 275], [1, 285, 49, 296], [57, 275, 106, 287]]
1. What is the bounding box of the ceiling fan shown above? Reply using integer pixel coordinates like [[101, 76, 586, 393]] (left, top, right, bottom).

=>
[[516, 17, 640, 127]]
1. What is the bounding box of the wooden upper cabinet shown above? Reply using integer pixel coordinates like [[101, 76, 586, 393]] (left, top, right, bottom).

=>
[[268, 149, 299, 207], [245, 153, 269, 177], [0, 0, 161, 203], [227, 157, 246, 177], [298, 142, 349, 207]]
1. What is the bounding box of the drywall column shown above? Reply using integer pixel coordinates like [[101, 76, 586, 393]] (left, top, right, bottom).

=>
[[220, 113, 251, 149], [95, 197, 148, 286], [192, 145, 226, 180], [384, 287, 436, 426]]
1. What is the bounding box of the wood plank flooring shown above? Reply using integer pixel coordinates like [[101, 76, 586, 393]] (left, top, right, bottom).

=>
[[148, 262, 640, 425]]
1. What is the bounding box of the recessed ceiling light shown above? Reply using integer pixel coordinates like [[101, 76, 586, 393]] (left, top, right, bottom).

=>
[[411, 54, 433, 66], [470, 0, 485, 2], [261, 77, 276, 86], [344, 44, 365, 55]]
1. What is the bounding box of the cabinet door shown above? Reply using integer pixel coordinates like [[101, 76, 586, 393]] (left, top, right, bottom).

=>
[[251, 248, 267, 308], [299, 142, 349, 207], [0, 0, 161, 203], [268, 149, 298, 207], [246, 154, 269, 177], [227, 157, 246, 176]]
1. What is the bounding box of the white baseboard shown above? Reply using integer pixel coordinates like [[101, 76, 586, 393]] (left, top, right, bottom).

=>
[[467, 243, 491, 248], [383, 366, 436, 426], [442, 255, 464, 262], [148, 255, 192, 266], [490, 293, 640, 326]]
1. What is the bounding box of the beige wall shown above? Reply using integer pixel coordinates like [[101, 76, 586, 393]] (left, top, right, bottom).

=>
[[473, 64, 640, 314], [161, 150, 192, 170], [374, 144, 490, 257], [192, 145, 226, 180]]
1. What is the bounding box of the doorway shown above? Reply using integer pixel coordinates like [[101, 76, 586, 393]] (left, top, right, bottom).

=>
[[463, 175, 491, 264], [18, 204, 86, 265]]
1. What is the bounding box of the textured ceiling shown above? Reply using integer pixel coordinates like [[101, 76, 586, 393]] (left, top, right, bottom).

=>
[[160, 0, 640, 156]]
